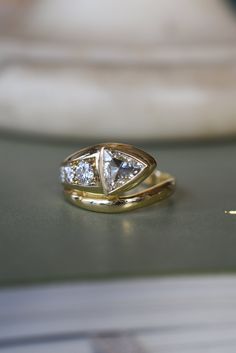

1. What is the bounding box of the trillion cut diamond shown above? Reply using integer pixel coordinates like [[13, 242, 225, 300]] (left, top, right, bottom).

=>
[[102, 149, 145, 193]]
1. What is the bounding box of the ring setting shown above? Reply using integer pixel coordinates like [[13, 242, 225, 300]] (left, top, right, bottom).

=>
[[60, 142, 175, 213]]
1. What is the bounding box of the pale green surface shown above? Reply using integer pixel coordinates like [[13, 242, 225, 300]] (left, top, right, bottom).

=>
[[0, 136, 235, 285]]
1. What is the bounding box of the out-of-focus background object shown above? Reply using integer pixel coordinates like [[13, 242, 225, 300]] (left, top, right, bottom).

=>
[[1, 276, 236, 353], [0, 0, 236, 139]]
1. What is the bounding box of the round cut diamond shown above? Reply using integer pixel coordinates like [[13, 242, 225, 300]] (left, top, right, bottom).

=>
[[76, 160, 95, 185], [60, 166, 75, 183], [60, 166, 66, 182]]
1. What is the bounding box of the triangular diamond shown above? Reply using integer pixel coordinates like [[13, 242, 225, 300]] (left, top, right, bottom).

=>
[[102, 149, 146, 193]]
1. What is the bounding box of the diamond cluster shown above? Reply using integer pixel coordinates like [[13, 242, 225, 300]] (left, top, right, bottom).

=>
[[60, 160, 96, 186], [60, 148, 146, 192], [102, 149, 145, 192]]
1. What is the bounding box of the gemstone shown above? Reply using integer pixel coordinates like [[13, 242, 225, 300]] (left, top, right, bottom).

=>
[[75, 160, 95, 185], [60, 160, 95, 185], [60, 167, 65, 182], [60, 166, 75, 183], [102, 149, 145, 193]]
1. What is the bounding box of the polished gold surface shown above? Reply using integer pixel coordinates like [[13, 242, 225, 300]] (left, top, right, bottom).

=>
[[60, 143, 176, 213], [64, 170, 175, 213]]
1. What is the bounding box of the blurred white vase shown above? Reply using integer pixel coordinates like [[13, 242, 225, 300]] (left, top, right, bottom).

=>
[[0, 0, 236, 139]]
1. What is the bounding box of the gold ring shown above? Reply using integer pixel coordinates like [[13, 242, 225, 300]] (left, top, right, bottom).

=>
[[60, 142, 176, 213]]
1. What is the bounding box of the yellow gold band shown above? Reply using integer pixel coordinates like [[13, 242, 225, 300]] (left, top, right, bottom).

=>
[[63, 170, 175, 213], [60, 143, 175, 213]]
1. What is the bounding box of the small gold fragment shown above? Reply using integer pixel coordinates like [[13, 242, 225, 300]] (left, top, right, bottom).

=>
[[225, 210, 236, 215]]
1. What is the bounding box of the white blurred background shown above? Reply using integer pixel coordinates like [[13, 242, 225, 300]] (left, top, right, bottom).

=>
[[0, 0, 236, 140]]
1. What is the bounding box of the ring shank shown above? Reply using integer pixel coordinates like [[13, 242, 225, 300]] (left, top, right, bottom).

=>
[[63, 170, 175, 213]]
